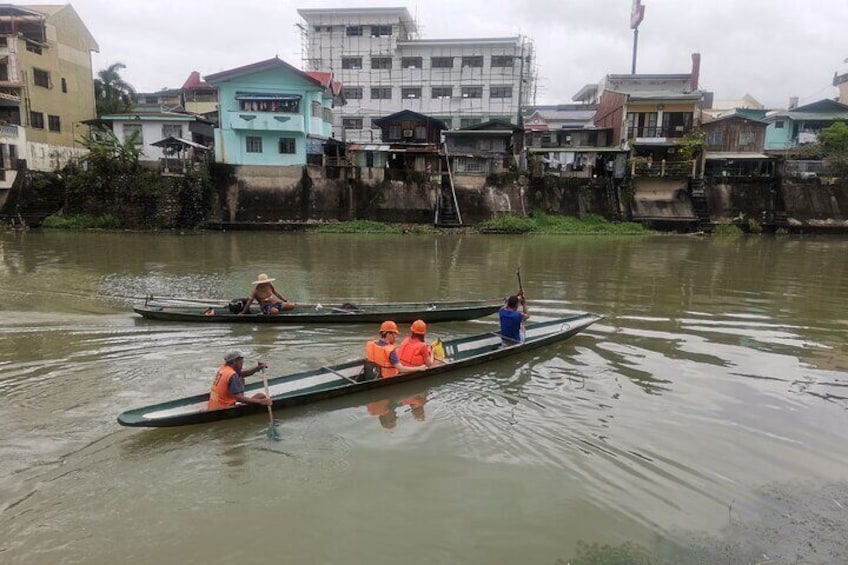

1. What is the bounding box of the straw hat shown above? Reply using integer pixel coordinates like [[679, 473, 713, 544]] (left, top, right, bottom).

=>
[[252, 273, 276, 285]]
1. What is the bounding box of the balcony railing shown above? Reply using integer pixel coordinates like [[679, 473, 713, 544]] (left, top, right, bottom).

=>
[[631, 158, 696, 177], [628, 126, 692, 139]]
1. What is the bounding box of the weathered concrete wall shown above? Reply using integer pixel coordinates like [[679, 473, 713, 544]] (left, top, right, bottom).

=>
[[705, 179, 775, 223], [631, 178, 693, 219], [782, 177, 848, 228], [525, 176, 615, 218]]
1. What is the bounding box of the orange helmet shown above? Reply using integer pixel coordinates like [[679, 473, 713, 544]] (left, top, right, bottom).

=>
[[379, 320, 399, 334], [410, 319, 427, 334]]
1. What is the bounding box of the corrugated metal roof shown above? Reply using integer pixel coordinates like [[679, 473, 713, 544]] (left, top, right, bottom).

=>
[[705, 152, 770, 160]]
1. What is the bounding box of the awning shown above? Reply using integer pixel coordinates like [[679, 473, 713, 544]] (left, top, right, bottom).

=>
[[705, 152, 770, 160], [348, 144, 391, 152], [235, 92, 301, 101], [151, 136, 210, 150]]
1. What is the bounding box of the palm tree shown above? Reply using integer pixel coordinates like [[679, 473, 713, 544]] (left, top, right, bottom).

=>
[[94, 62, 136, 116]]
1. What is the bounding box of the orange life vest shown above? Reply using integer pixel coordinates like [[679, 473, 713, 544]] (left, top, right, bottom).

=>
[[208, 364, 239, 410], [397, 337, 428, 367], [365, 340, 398, 378]]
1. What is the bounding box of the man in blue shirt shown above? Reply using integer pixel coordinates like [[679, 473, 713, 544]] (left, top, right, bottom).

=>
[[499, 290, 529, 344]]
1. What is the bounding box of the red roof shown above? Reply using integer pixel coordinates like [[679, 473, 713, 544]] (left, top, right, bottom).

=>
[[306, 71, 343, 97], [182, 70, 212, 90]]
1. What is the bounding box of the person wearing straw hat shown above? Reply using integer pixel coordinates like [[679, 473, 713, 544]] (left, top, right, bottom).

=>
[[396, 319, 444, 368], [208, 351, 271, 410], [240, 273, 296, 315]]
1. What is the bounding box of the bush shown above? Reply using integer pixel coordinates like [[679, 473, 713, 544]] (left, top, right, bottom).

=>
[[42, 214, 120, 229], [713, 223, 744, 236], [480, 213, 650, 234]]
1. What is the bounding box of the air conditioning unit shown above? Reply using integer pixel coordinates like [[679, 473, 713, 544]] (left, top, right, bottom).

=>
[[403, 129, 413, 137], [407, 93, 415, 98]]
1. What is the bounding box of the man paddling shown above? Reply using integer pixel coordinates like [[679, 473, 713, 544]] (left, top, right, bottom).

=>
[[208, 351, 272, 410], [499, 290, 529, 344]]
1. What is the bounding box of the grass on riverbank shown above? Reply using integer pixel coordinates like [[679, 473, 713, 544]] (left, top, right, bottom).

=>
[[41, 214, 121, 229], [307, 220, 440, 234], [478, 213, 650, 235]]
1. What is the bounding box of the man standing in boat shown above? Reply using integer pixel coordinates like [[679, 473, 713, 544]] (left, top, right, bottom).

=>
[[240, 273, 296, 315], [396, 319, 444, 368], [499, 290, 529, 344], [208, 351, 272, 410], [364, 321, 427, 379]]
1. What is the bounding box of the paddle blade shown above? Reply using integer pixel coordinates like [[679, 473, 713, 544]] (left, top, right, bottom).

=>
[[430, 338, 445, 361], [267, 420, 281, 441]]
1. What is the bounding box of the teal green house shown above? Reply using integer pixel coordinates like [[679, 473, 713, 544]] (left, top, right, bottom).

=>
[[764, 99, 848, 153], [205, 57, 341, 166]]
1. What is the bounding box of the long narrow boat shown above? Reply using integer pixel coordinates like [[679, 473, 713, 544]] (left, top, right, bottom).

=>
[[117, 313, 603, 428], [133, 299, 502, 324]]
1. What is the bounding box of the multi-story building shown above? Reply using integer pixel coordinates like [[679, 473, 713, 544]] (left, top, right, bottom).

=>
[[297, 7, 534, 141], [0, 4, 98, 181], [205, 56, 341, 167]]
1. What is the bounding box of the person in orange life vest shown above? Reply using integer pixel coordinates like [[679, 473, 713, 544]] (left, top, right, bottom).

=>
[[365, 320, 426, 378], [208, 350, 272, 410], [396, 319, 443, 368], [240, 273, 296, 315]]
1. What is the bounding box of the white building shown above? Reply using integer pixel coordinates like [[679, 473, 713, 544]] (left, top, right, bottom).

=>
[[297, 7, 534, 141]]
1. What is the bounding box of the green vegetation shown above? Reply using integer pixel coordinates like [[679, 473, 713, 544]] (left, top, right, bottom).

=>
[[478, 213, 650, 235], [55, 126, 214, 230], [94, 62, 135, 116], [713, 223, 744, 236], [307, 220, 439, 234], [42, 214, 120, 229]]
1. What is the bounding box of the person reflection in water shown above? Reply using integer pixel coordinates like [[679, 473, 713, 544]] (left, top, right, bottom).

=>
[[366, 392, 428, 430]]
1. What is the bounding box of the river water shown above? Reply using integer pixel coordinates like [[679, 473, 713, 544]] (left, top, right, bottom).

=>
[[1, 230, 847, 564]]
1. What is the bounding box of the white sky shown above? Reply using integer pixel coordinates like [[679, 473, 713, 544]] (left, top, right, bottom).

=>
[[30, 0, 848, 108]]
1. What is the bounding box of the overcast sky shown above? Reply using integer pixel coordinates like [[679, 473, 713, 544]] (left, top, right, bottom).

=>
[[32, 0, 847, 108]]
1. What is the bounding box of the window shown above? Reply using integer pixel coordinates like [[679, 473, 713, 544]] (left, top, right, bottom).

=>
[[278, 137, 296, 154], [371, 25, 392, 37], [346, 26, 363, 36], [461, 56, 483, 68], [48, 115, 61, 132], [33, 68, 50, 88], [122, 123, 142, 145], [162, 124, 182, 138], [431, 56, 453, 69], [29, 111, 44, 129], [238, 97, 299, 113], [311, 100, 321, 116], [342, 86, 363, 99], [402, 87, 422, 99], [738, 132, 756, 146], [371, 57, 392, 70], [388, 125, 402, 140], [25, 41, 42, 55], [491, 55, 514, 67], [775, 120, 785, 129], [490, 86, 513, 99], [343, 117, 363, 129], [461, 86, 483, 99], [432, 86, 452, 99], [246, 136, 262, 153], [371, 87, 392, 100], [323, 107, 332, 122], [434, 116, 453, 129], [402, 57, 422, 69], [61, 77, 67, 93], [460, 117, 483, 128], [414, 126, 427, 140], [705, 130, 723, 146], [0, 64, 8, 82], [342, 57, 362, 70]]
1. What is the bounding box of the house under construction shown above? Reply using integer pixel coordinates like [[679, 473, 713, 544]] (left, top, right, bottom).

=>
[[297, 7, 534, 142]]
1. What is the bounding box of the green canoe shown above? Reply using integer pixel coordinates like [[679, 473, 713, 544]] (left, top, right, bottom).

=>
[[117, 313, 603, 428], [133, 299, 502, 324]]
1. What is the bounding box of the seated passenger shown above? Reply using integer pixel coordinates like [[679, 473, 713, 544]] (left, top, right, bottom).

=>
[[240, 273, 296, 315], [364, 320, 426, 379], [208, 351, 271, 410], [396, 319, 444, 368]]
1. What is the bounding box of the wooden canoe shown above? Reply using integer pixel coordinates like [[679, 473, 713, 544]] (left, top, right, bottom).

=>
[[133, 299, 502, 324], [117, 313, 603, 428]]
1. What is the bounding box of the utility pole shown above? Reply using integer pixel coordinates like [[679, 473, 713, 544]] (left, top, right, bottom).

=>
[[516, 37, 525, 127], [630, 0, 645, 74]]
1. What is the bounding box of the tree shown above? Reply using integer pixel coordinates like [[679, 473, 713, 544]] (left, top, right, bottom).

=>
[[818, 121, 848, 175], [93, 62, 135, 116]]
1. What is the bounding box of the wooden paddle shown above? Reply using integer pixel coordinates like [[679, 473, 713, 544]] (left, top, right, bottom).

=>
[[516, 266, 527, 342], [261, 369, 280, 440]]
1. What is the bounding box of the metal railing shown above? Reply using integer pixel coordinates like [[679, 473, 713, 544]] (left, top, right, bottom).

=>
[[627, 126, 692, 139]]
